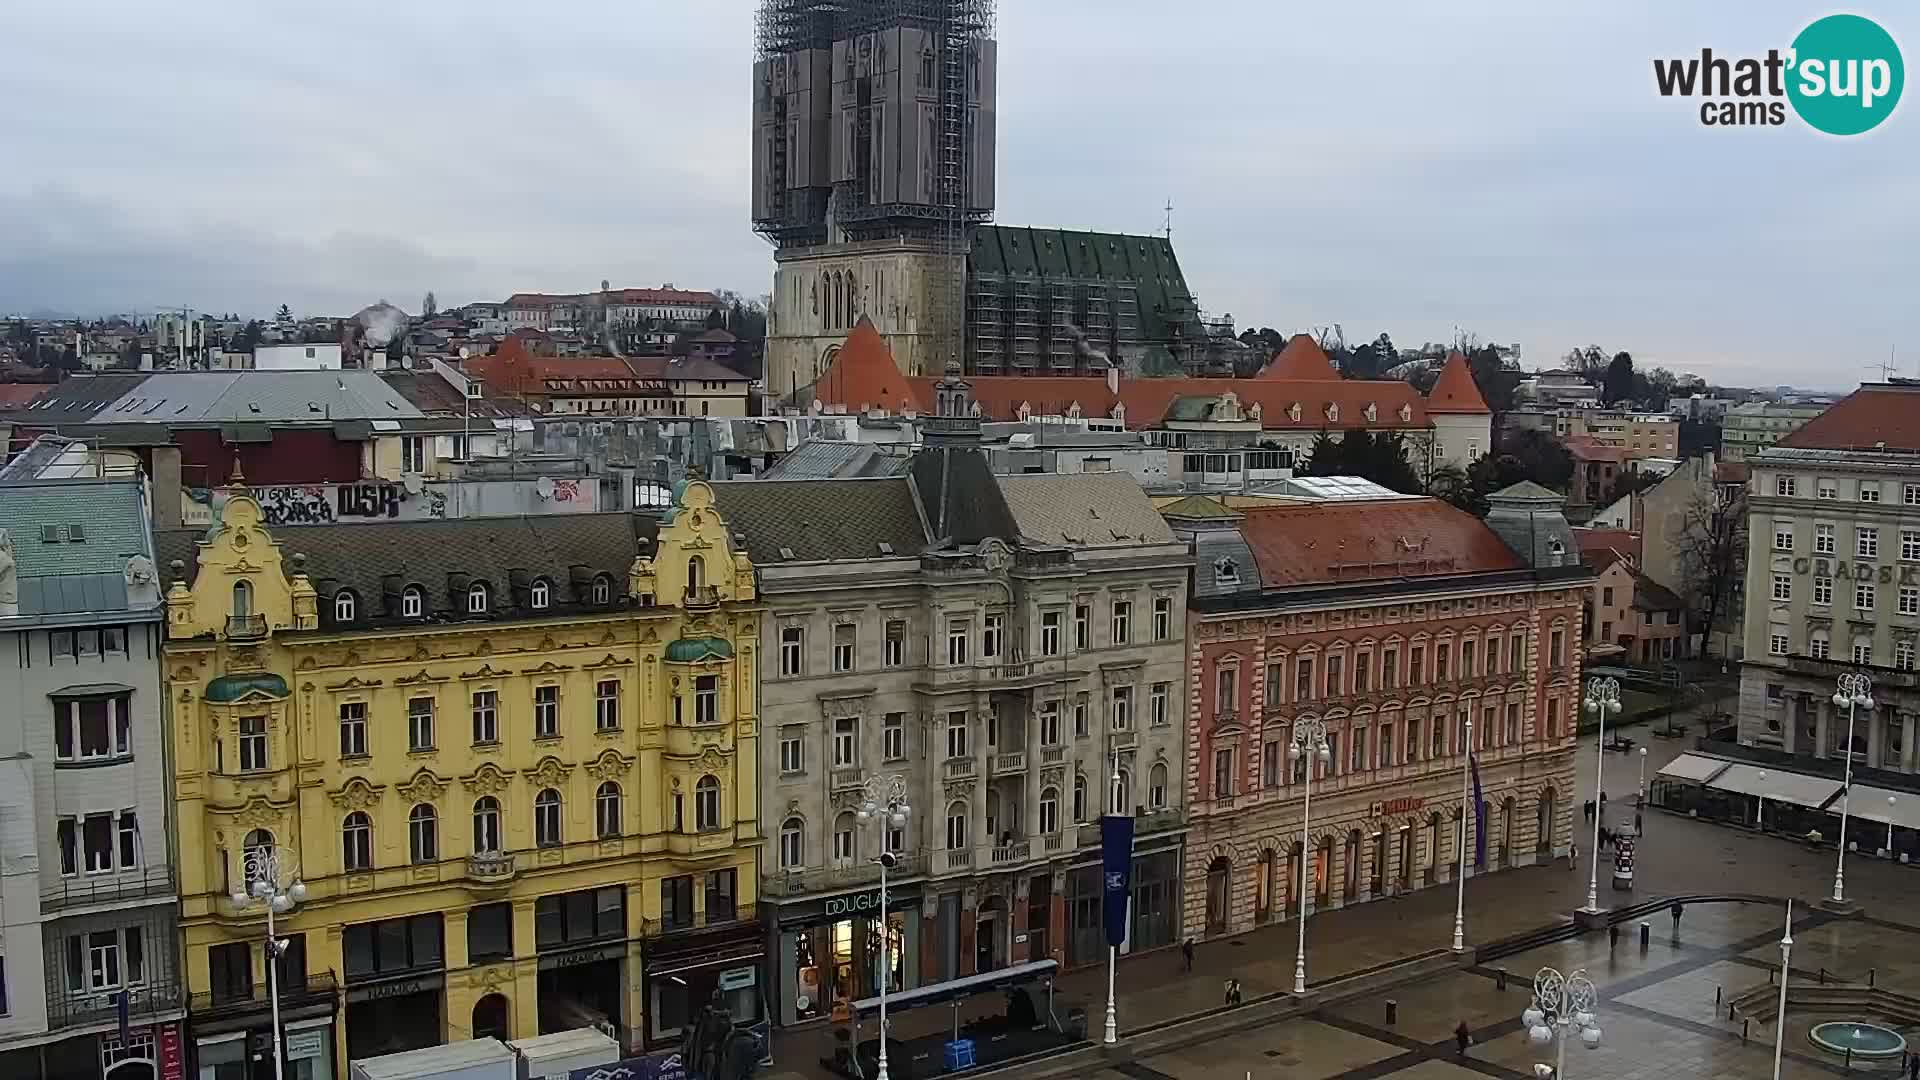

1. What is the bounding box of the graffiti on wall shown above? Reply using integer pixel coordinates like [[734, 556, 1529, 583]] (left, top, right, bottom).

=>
[[257, 485, 335, 525], [184, 478, 595, 527]]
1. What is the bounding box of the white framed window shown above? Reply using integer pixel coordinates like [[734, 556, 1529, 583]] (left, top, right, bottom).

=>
[[238, 716, 268, 771], [1905, 530, 1920, 562], [1862, 483, 1882, 504], [779, 736, 803, 774], [779, 626, 803, 676], [1901, 587, 1919, 616], [117, 811, 138, 869], [1040, 611, 1061, 656], [695, 775, 721, 831], [338, 702, 367, 758], [1859, 527, 1880, 559], [595, 680, 619, 730], [1151, 682, 1170, 727], [595, 782, 622, 838], [1039, 701, 1062, 746], [1110, 685, 1133, 730], [779, 818, 803, 869], [408, 804, 437, 864], [1215, 665, 1238, 715], [53, 696, 130, 762], [333, 590, 356, 622], [832, 717, 857, 767], [1152, 596, 1172, 640], [946, 618, 970, 665], [1899, 640, 1916, 671], [1150, 762, 1169, 808], [1039, 788, 1059, 834], [833, 813, 855, 864], [1111, 600, 1132, 644], [473, 797, 501, 854], [883, 620, 906, 666], [1772, 573, 1792, 602], [945, 802, 969, 849], [471, 690, 498, 744], [466, 583, 489, 614], [1906, 483, 1920, 506], [1810, 631, 1831, 659], [832, 624, 855, 673], [1776, 476, 1798, 497], [1773, 525, 1794, 551], [533, 685, 558, 737], [530, 580, 551, 610], [1814, 577, 1833, 605], [1858, 582, 1877, 611], [1818, 479, 1837, 499], [408, 696, 434, 750], [945, 710, 969, 759], [535, 788, 564, 846], [983, 613, 1004, 659], [694, 675, 718, 723], [1769, 633, 1789, 656], [1073, 774, 1088, 821], [1816, 524, 1836, 554], [402, 585, 425, 618], [591, 576, 612, 604], [342, 812, 372, 872], [1855, 642, 1874, 665], [1074, 604, 1091, 650], [883, 712, 905, 760]]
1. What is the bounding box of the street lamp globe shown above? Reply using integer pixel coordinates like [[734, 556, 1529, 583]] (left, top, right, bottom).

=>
[[1522, 1006, 1545, 1028], [1528, 1022, 1554, 1046], [1580, 1025, 1602, 1049], [289, 881, 308, 903], [229, 888, 247, 908]]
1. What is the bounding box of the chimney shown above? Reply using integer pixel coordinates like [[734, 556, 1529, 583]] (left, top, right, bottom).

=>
[[1105, 365, 1120, 396]]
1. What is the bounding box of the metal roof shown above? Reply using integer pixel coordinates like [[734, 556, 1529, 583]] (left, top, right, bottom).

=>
[[78, 372, 426, 424]]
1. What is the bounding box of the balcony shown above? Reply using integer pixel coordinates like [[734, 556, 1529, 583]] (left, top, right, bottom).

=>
[[1785, 653, 1920, 689], [683, 585, 720, 610], [225, 615, 267, 640], [915, 657, 1073, 693], [466, 851, 516, 887], [49, 980, 185, 1029], [1109, 729, 1137, 750], [641, 905, 758, 938], [830, 767, 866, 792], [1042, 833, 1070, 854], [1076, 806, 1188, 849], [943, 757, 977, 780], [1040, 746, 1067, 765], [189, 971, 338, 1023], [988, 841, 1031, 866], [762, 855, 925, 898], [934, 848, 974, 874], [41, 866, 174, 913], [664, 721, 732, 760], [989, 751, 1027, 776]]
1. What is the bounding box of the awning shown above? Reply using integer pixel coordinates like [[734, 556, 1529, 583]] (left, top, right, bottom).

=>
[[1655, 753, 1732, 785], [1705, 762, 1843, 809], [1837, 784, 1920, 830], [852, 959, 1059, 1018]]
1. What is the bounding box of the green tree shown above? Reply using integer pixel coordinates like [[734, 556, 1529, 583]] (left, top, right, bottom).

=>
[[422, 291, 438, 318], [1467, 345, 1521, 414], [1498, 429, 1574, 490], [705, 307, 726, 331], [1305, 429, 1422, 493], [1606, 468, 1662, 506], [1603, 351, 1635, 404], [238, 320, 265, 349]]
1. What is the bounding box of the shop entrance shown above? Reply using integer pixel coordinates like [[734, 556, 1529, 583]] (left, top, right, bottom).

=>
[[345, 985, 442, 1061], [538, 952, 623, 1039], [790, 911, 908, 1024], [976, 897, 1007, 973]]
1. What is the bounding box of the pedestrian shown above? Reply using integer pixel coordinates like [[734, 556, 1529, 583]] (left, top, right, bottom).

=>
[[1908, 1047, 1918, 1080], [1600, 791, 1608, 808], [1225, 978, 1243, 1006], [1182, 937, 1195, 973], [1599, 827, 1610, 851], [1583, 799, 1594, 822], [1455, 1020, 1472, 1055]]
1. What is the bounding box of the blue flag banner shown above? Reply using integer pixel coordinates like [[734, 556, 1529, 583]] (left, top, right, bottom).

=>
[[1470, 754, 1487, 869], [1101, 813, 1135, 948], [115, 989, 130, 1047]]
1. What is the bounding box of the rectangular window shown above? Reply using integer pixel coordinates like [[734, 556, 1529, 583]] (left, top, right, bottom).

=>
[[1858, 582, 1877, 611], [833, 717, 857, 768], [779, 626, 804, 676], [832, 624, 855, 673], [1770, 633, 1789, 656], [1856, 642, 1874, 665], [1860, 527, 1880, 559], [1407, 719, 1422, 762], [779, 736, 803, 774], [399, 696, 433, 750], [883, 712, 905, 760], [884, 620, 906, 666], [594, 681, 619, 731], [1776, 476, 1797, 497], [1772, 573, 1793, 602], [705, 868, 737, 924], [1326, 654, 1344, 697], [1073, 694, 1089, 738], [946, 618, 970, 665], [1774, 525, 1794, 551], [694, 675, 718, 724], [1379, 722, 1395, 766], [1505, 703, 1520, 744], [1296, 657, 1314, 701], [533, 685, 558, 738], [1074, 604, 1091, 651], [1111, 601, 1132, 644], [1110, 685, 1133, 730], [1353, 652, 1371, 693], [1382, 648, 1398, 689], [1040, 611, 1061, 656], [118, 811, 138, 869], [1040, 701, 1061, 746], [945, 711, 969, 759], [1435, 643, 1451, 681], [209, 942, 251, 1004], [55, 697, 129, 762], [1817, 524, 1836, 554], [467, 902, 513, 965], [1411, 646, 1426, 684], [1902, 587, 1920, 616], [1153, 596, 1172, 641], [57, 818, 76, 876], [1906, 530, 1920, 562], [1213, 749, 1233, 798], [1459, 641, 1475, 680], [471, 690, 498, 744], [1215, 665, 1238, 715], [1811, 634, 1831, 659], [83, 813, 113, 873], [1151, 682, 1170, 728], [982, 614, 1003, 659], [1815, 577, 1834, 605], [238, 716, 268, 771], [1907, 484, 1920, 506], [661, 876, 695, 931], [1862, 483, 1882, 503], [1899, 640, 1916, 671], [1263, 740, 1283, 787], [1819, 479, 1837, 499], [1550, 631, 1565, 667]]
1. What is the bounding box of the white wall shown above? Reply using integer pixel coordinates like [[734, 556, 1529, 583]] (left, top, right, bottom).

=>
[[254, 343, 343, 370]]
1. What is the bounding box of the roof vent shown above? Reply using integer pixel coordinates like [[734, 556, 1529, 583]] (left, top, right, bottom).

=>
[[878, 542, 894, 555], [39, 524, 61, 543], [67, 524, 85, 542], [779, 546, 797, 560]]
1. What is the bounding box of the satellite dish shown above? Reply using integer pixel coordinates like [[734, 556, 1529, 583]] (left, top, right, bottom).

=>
[[535, 477, 556, 499], [402, 474, 424, 494]]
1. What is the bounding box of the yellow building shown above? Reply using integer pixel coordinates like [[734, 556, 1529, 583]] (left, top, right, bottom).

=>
[[159, 481, 763, 1077]]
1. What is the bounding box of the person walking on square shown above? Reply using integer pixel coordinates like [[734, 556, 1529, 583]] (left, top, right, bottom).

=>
[[1182, 937, 1195, 973], [1455, 1020, 1472, 1056], [1908, 1047, 1918, 1080]]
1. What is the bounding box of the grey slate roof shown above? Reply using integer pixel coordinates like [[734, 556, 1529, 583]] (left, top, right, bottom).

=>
[[760, 441, 912, 480], [709, 478, 930, 564], [0, 479, 153, 615], [8, 372, 425, 425], [156, 512, 654, 627], [997, 473, 1176, 547], [910, 447, 1016, 546]]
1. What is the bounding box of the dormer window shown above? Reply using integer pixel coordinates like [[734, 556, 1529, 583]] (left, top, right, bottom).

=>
[[401, 586, 425, 618], [334, 590, 357, 623], [530, 580, 551, 610], [1213, 557, 1239, 586], [467, 583, 489, 614], [591, 576, 612, 606]]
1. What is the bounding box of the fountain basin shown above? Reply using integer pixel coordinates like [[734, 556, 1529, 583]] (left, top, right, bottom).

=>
[[1808, 1021, 1907, 1059]]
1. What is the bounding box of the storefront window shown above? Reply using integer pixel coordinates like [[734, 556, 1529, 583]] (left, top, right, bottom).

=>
[[652, 962, 763, 1043], [781, 897, 920, 1026]]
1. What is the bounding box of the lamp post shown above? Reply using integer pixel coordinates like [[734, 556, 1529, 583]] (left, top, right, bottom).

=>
[[1636, 746, 1648, 804], [1523, 966, 1601, 1080], [1754, 770, 1768, 830], [1580, 677, 1620, 913], [1102, 749, 1121, 1045], [1830, 672, 1873, 905], [1452, 715, 1472, 953], [228, 845, 306, 1080], [1886, 796, 1898, 858], [1772, 901, 1793, 1080], [1290, 718, 1332, 995], [856, 775, 911, 1080]]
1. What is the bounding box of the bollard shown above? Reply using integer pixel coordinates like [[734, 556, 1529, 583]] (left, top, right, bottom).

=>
[[1742, 1018, 1750, 1042], [1609, 925, 1619, 948], [1715, 986, 1723, 1007], [1870, 968, 1877, 988], [1386, 1000, 1398, 1026], [1639, 921, 1650, 952], [1497, 969, 1509, 992], [1845, 1047, 1853, 1071], [1728, 1003, 1736, 1021], [1769, 968, 1775, 985]]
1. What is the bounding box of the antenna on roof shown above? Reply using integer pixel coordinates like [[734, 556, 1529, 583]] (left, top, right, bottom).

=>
[[1163, 199, 1173, 244]]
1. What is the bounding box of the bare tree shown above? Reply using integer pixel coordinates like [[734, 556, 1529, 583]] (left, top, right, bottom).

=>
[[1671, 483, 1747, 660]]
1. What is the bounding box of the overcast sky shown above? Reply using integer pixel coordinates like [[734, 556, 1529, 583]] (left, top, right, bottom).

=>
[[4, 2, 1916, 388]]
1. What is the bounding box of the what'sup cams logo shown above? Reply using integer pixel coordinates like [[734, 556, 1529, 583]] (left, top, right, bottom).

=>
[[1654, 13, 1903, 134]]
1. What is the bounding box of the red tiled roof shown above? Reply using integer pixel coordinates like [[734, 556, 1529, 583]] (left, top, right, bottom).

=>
[[1580, 546, 1633, 574], [1776, 387, 1905, 451], [1573, 528, 1641, 563], [1426, 351, 1491, 415], [815, 317, 910, 410], [1563, 435, 1627, 463], [503, 287, 722, 309], [1256, 335, 1340, 380], [1236, 498, 1524, 588], [1713, 461, 1750, 484], [0, 383, 51, 406]]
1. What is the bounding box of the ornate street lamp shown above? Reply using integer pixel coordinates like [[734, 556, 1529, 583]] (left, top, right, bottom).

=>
[[1831, 672, 1873, 904], [856, 775, 911, 1080], [1580, 677, 1621, 912], [1289, 717, 1331, 995], [229, 845, 307, 1080], [1523, 966, 1601, 1080]]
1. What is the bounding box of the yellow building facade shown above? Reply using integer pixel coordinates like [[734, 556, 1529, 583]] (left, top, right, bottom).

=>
[[161, 481, 763, 1076]]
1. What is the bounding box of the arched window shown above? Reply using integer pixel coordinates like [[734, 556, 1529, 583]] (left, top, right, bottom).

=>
[[833, 811, 855, 864], [231, 579, 253, 618], [473, 797, 501, 854], [595, 781, 622, 839], [242, 828, 273, 867], [342, 812, 372, 871], [333, 590, 356, 623], [695, 775, 721, 831], [779, 817, 804, 869], [1039, 786, 1059, 834], [591, 575, 612, 605], [1072, 773, 1088, 823], [530, 580, 551, 610], [472, 994, 509, 1042], [687, 555, 704, 592], [534, 789, 563, 847], [467, 583, 489, 614], [1148, 763, 1169, 809], [401, 585, 425, 618], [1111, 767, 1132, 816], [945, 800, 969, 849], [408, 804, 437, 864]]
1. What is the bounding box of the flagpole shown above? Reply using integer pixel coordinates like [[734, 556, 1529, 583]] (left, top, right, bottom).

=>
[[1453, 717, 1472, 952], [1772, 900, 1792, 1080]]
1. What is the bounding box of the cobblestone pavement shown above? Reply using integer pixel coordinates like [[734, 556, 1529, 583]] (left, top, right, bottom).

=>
[[763, 709, 1920, 1079]]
